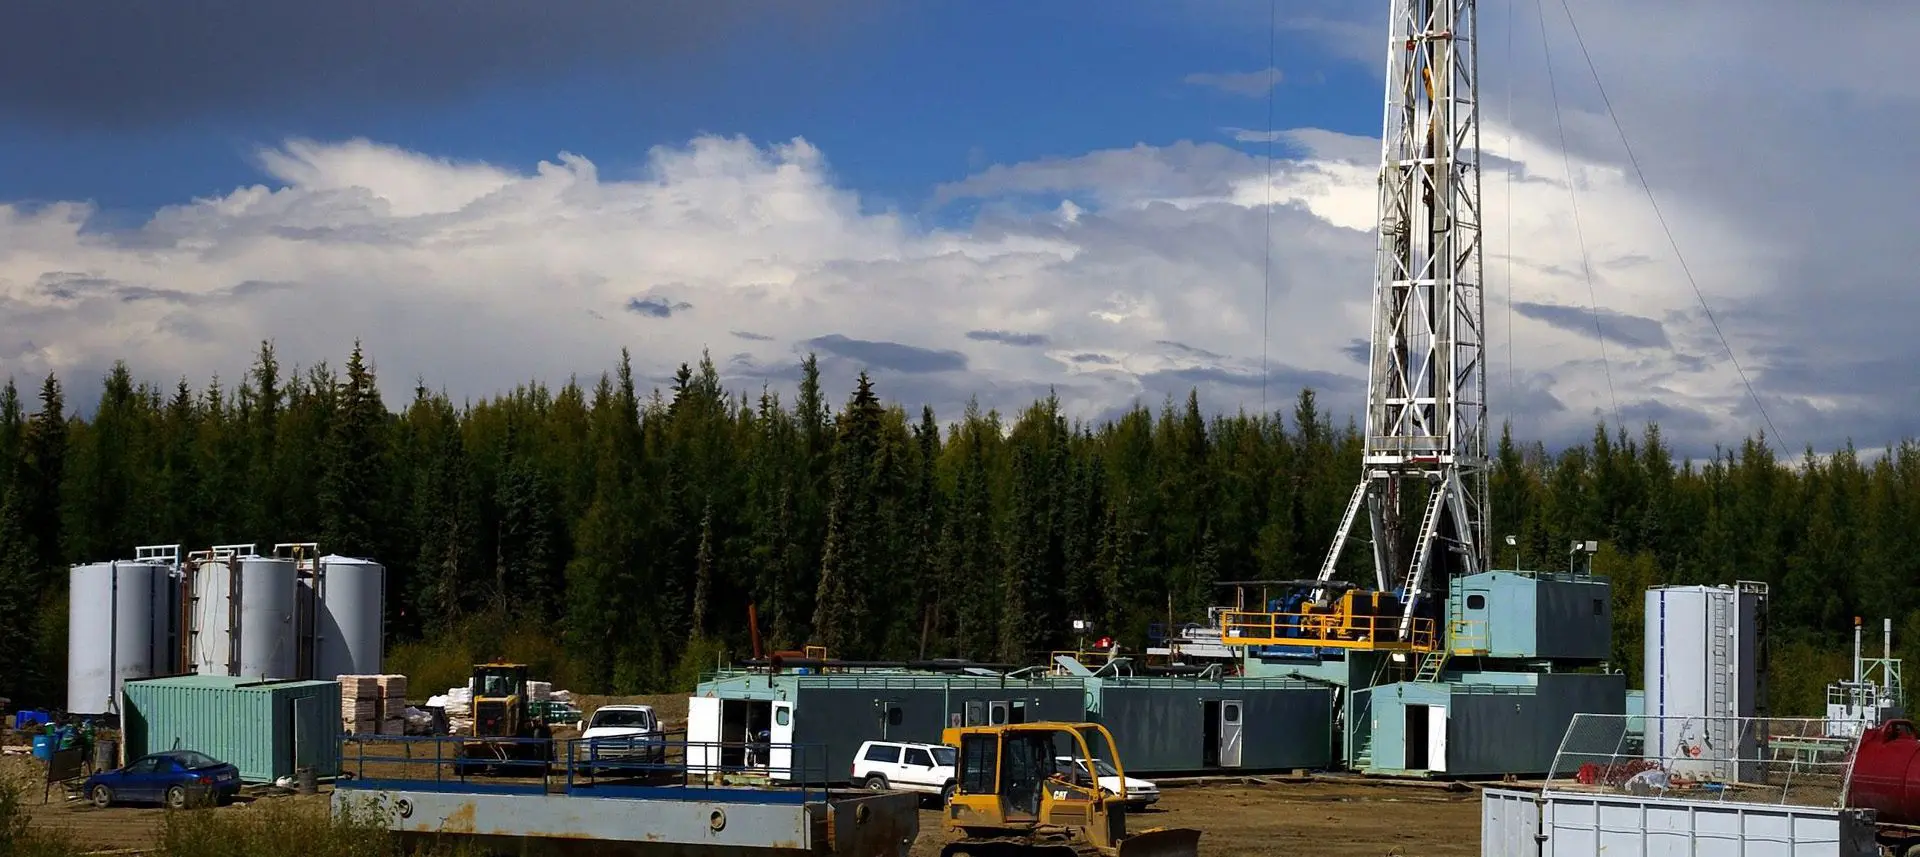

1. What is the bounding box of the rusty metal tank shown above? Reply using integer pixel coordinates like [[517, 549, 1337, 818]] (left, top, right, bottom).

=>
[[1847, 719, 1920, 825]]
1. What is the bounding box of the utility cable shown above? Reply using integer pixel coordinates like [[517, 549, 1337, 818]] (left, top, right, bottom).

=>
[[1536, 0, 1620, 427], [1555, 0, 1788, 451], [1259, 0, 1277, 417], [1503, 0, 1518, 429]]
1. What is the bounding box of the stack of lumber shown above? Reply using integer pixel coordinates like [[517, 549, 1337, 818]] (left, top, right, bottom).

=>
[[376, 674, 409, 735], [339, 675, 378, 735]]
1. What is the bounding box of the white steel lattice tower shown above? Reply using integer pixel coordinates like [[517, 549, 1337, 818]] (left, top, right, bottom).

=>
[[1315, 0, 1486, 637]]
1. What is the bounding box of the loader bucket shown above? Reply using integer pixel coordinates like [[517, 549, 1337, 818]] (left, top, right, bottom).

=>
[[1116, 827, 1203, 857]]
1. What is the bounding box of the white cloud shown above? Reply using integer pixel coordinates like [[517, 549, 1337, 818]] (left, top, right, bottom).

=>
[[1183, 67, 1284, 97], [0, 15, 1912, 461]]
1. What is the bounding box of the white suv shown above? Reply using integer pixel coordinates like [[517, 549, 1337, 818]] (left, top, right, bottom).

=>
[[1055, 755, 1161, 807], [852, 740, 957, 804]]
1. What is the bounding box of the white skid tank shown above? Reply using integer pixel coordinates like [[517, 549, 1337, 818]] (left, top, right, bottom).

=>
[[191, 555, 298, 679], [1644, 581, 1769, 781], [66, 561, 174, 715], [315, 555, 385, 679]]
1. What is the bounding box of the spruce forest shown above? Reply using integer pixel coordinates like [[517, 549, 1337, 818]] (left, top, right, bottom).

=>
[[0, 342, 1909, 714]]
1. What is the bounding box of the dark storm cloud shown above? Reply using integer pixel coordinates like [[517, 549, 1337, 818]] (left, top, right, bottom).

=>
[[625, 297, 691, 318], [0, 0, 872, 126], [1341, 338, 1370, 365], [966, 329, 1050, 347], [32, 271, 295, 307], [1063, 353, 1118, 366], [804, 334, 967, 374], [1513, 301, 1670, 350]]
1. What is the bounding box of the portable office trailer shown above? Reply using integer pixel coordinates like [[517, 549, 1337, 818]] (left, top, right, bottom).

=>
[[1085, 677, 1335, 773], [1351, 671, 1626, 777], [1448, 571, 1612, 662], [689, 671, 1085, 783], [121, 675, 342, 783]]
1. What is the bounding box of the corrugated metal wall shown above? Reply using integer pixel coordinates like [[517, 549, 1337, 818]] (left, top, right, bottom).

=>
[[793, 683, 1085, 782], [1533, 580, 1611, 661], [1448, 674, 1626, 776], [1096, 683, 1334, 774], [123, 676, 342, 782]]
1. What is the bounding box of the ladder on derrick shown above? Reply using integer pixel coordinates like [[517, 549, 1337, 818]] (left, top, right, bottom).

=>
[[1394, 484, 1449, 638]]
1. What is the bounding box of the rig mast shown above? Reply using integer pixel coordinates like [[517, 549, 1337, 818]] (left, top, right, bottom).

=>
[[1316, 0, 1487, 638]]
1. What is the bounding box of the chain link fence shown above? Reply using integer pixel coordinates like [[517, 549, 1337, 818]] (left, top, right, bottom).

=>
[[1544, 714, 1858, 809]]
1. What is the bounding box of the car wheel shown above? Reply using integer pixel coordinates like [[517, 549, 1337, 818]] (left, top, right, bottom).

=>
[[164, 785, 188, 810], [863, 774, 888, 792], [941, 782, 957, 805], [90, 785, 112, 809]]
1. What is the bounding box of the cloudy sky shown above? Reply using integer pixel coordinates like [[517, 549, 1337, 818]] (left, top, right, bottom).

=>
[[0, 1, 1911, 457]]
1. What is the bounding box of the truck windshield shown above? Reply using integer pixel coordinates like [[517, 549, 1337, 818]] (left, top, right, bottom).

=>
[[931, 746, 956, 767], [590, 710, 653, 729]]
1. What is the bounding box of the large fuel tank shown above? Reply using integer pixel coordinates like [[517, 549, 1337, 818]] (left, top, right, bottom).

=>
[[1847, 719, 1920, 825]]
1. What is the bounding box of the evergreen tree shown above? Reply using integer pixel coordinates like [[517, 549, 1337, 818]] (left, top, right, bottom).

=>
[[811, 373, 887, 657], [319, 344, 388, 557]]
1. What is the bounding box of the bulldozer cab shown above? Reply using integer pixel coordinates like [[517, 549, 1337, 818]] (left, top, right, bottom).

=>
[[943, 723, 1117, 835], [472, 663, 528, 699]]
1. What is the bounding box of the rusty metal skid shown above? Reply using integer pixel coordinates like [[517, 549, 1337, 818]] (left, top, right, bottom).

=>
[[331, 787, 918, 856]]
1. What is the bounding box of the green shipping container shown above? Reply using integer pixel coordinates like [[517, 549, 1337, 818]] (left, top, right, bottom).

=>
[[122, 675, 342, 783]]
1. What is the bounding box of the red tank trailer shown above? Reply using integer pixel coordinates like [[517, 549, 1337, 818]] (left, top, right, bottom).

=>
[[1850, 720, 1920, 827]]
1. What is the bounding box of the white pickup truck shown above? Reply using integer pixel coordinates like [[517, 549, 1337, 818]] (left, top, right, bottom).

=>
[[578, 704, 668, 771]]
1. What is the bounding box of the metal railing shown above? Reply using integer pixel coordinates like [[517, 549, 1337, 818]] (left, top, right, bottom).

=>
[[1217, 609, 1438, 652], [1447, 619, 1489, 655], [700, 669, 1081, 690], [337, 735, 837, 804], [1544, 714, 1857, 809]]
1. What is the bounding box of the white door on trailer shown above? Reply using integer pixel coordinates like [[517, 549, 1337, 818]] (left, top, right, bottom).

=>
[[1220, 700, 1244, 767], [686, 696, 719, 775], [768, 700, 794, 782], [1428, 706, 1449, 773]]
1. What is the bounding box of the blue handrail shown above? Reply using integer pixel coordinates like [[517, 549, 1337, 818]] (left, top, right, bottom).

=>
[[337, 734, 836, 804]]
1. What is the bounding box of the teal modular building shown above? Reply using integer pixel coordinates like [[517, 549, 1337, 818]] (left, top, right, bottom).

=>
[[692, 568, 1632, 782], [122, 675, 342, 783], [1243, 568, 1628, 778], [691, 670, 1087, 784], [692, 663, 1337, 781], [1349, 671, 1625, 776], [1077, 671, 1335, 773]]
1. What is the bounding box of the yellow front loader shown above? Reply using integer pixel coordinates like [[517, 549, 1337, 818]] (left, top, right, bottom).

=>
[[938, 721, 1201, 857]]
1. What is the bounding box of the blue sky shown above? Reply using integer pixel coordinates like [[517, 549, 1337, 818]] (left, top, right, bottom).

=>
[[0, 3, 1373, 220], [0, 1, 1915, 456]]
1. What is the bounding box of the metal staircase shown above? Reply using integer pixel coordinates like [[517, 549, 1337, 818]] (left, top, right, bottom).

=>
[[1414, 650, 1449, 683]]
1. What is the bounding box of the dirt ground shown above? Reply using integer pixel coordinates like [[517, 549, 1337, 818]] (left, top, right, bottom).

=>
[[906, 780, 1482, 857], [11, 744, 1482, 857]]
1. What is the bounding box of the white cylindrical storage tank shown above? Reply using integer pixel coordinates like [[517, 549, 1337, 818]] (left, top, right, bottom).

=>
[[191, 557, 234, 675], [316, 555, 385, 679], [1644, 583, 1768, 782], [236, 557, 298, 680], [66, 561, 167, 715]]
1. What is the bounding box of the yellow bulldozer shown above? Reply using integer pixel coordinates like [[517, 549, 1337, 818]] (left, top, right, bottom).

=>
[[453, 662, 554, 776], [938, 721, 1201, 857]]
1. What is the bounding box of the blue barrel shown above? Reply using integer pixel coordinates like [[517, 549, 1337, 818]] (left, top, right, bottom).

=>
[[30, 734, 53, 760]]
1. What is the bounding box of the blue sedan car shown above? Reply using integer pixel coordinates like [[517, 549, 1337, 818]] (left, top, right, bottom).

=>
[[84, 750, 242, 809]]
